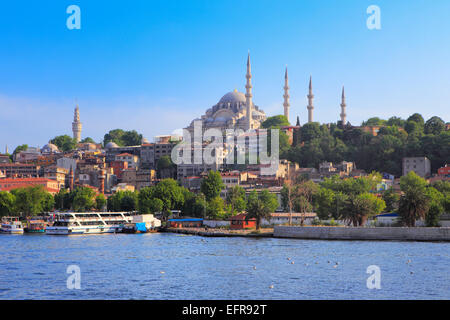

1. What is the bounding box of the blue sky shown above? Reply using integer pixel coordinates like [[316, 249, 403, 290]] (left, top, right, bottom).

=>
[[1, 0, 449, 152]]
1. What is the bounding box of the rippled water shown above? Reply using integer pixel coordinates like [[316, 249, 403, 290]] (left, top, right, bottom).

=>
[[0, 233, 448, 299]]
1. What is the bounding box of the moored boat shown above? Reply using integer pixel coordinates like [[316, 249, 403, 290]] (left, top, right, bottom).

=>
[[24, 219, 46, 233], [0, 219, 24, 234], [45, 212, 134, 235]]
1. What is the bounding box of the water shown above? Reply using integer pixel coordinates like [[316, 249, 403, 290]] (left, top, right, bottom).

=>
[[0, 233, 448, 299]]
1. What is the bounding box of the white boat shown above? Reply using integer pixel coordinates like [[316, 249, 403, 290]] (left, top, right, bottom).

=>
[[0, 220, 24, 234], [45, 212, 134, 235]]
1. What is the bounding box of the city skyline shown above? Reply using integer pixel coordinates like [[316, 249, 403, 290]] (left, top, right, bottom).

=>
[[1, 0, 450, 151]]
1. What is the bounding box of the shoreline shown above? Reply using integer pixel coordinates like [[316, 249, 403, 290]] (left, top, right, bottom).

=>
[[162, 227, 273, 238]]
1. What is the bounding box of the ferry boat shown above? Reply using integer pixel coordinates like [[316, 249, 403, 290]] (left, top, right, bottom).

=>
[[24, 219, 46, 233], [45, 212, 134, 235], [0, 219, 24, 234]]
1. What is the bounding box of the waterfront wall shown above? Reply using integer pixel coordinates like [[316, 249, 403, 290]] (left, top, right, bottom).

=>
[[274, 226, 450, 241]]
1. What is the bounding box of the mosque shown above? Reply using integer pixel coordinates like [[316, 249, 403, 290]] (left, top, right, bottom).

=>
[[184, 53, 348, 136]]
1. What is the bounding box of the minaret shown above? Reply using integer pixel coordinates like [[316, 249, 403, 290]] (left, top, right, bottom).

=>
[[5, 145, 8, 154], [245, 52, 253, 131], [307, 76, 314, 123], [296, 116, 300, 127], [340, 86, 347, 126], [69, 167, 74, 191], [72, 104, 82, 143], [283, 67, 290, 123]]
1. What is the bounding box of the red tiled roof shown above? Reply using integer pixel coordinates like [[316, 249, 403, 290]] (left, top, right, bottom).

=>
[[116, 153, 133, 157]]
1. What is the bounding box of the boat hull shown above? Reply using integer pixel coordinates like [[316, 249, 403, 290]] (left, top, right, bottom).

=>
[[45, 225, 121, 235]]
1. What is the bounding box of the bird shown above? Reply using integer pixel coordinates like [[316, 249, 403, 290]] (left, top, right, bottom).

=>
[[406, 259, 412, 264], [333, 265, 338, 268], [327, 261, 331, 264], [269, 284, 274, 289], [253, 266, 257, 270], [287, 257, 291, 261], [410, 271, 414, 274], [335, 262, 339, 265], [160, 271, 165, 274], [291, 261, 295, 264]]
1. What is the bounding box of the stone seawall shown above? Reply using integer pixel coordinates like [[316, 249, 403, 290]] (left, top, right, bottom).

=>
[[274, 226, 450, 241]]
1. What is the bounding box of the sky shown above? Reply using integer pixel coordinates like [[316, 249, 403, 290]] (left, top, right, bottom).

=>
[[1, 0, 449, 152]]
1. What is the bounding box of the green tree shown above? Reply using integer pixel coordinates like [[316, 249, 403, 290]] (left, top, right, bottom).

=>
[[424, 116, 445, 135], [11, 186, 53, 216], [261, 115, 290, 128], [50, 135, 77, 152], [206, 196, 226, 219], [200, 171, 224, 201], [182, 192, 207, 217], [120, 191, 138, 211], [425, 187, 444, 227], [80, 137, 96, 144], [343, 192, 385, 226], [0, 191, 16, 217], [226, 186, 246, 215], [398, 171, 430, 227], [152, 179, 186, 215], [95, 194, 107, 211], [72, 187, 96, 212], [246, 190, 278, 230], [382, 187, 400, 213], [104, 129, 143, 147]]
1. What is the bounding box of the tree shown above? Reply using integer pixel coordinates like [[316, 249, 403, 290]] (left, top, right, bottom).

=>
[[50, 135, 77, 152], [398, 171, 430, 227], [382, 187, 400, 212], [11, 186, 53, 216], [54, 188, 71, 210], [152, 179, 186, 215], [182, 192, 207, 218], [226, 186, 246, 216], [0, 191, 16, 217], [120, 191, 138, 211], [261, 115, 290, 128], [425, 187, 444, 227], [156, 155, 176, 179], [80, 137, 96, 144], [246, 190, 278, 230], [72, 187, 96, 212], [292, 180, 318, 225], [104, 129, 143, 147], [95, 194, 107, 211], [424, 116, 445, 135], [206, 196, 225, 219], [343, 193, 385, 226], [362, 117, 386, 126], [200, 171, 224, 201]]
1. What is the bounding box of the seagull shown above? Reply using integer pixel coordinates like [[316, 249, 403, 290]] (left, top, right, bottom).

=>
[[410, 271, 414, 274], [327, 261, 331, 264], [406, 259, 412, 264], [160, 271, 165, 274], [291, 261, 295, 264], [287, 257, 291, 261], [253, 266, 257, 270], [333, 265, 338, 268], [269, 284, 274, 289]]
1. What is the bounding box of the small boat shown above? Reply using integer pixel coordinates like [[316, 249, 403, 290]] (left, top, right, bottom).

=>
[[24, 219, 46, 233], [121, 215, 162, 234], [0, 219, 24, 234]]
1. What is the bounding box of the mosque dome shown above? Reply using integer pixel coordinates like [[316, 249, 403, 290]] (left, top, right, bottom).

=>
[[218, 89, 246, 104], [41, 143, 59, 153], [105, 142, 119, 149]]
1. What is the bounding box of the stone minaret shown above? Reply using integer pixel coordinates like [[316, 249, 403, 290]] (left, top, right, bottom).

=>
[[307, 76, 314, 123], [340, 86, 347, 126], [283, 67, 290, 123], [245, 53, 253, 131], [69, 167, 74, 191], [72, 104, 82, 143], [5, 145, 8, 154]]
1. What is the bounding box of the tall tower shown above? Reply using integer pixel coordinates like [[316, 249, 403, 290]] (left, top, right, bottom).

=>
[[5, 145, 8, 154], [283, 67, 290, 123], [245, 52, 253, 131], [340, 86, 347, 126], [72, 104, 82, 143], [307, 76, 314, 123]]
